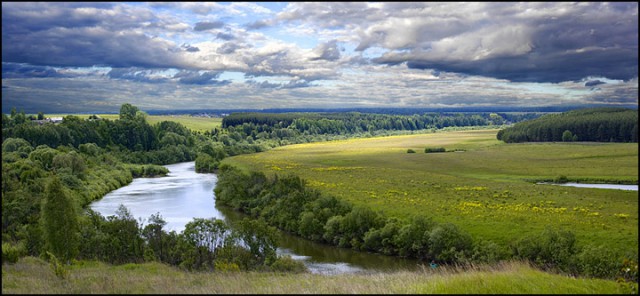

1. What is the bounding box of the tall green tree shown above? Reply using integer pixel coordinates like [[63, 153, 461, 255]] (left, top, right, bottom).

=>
[[119, 103, 139, 121], [40, 175, 79, 264]]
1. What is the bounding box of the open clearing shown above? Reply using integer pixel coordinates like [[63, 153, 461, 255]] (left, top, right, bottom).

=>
[[46, 114, 222, 132]]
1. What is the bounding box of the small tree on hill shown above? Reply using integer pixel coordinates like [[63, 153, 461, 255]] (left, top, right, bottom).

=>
[[562, 130, 574, 142]]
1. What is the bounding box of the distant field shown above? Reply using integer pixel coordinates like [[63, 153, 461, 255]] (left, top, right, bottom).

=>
[[223, 130, 638, 254], [46, 114, 222, 132]]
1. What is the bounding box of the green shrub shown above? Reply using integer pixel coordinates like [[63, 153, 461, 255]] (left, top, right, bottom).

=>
[[45, 251, 69, 279], [429, 223, 473, 263], [2, 241, 27, 264], [214, 260, 241, 273], [471, 240, 508, 264], [2, 137, 33, 153], [269, 255, 308, 273], [554, 175, 569, 183], [511, 227, 577, 272], [425, 147, 446, 153], [394, 216, 435, 259], [407, 149, 416, 153], [78, 143, 100, 156], [576, 244, 622, 279]]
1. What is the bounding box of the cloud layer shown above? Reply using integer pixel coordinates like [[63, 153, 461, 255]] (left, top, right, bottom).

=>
[[2, 2, 637, 113]]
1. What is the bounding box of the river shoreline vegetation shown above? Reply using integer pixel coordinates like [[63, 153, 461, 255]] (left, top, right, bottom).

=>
[[2, 104, 638, 293]]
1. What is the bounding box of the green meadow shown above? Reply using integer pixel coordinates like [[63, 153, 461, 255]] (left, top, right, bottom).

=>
[[2, 257, 630, 294], [46, 114, 222, 132], [222, 129, 638, 254]]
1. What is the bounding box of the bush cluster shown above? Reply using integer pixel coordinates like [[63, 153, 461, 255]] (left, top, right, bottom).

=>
[[425, 147, 446, 153], [215, 165, 481, 265]]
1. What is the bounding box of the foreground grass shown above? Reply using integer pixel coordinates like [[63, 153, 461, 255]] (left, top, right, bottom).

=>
[[222, 130, 638, 254], [46, 114, 222, 132], [2, 257, 631, 294]]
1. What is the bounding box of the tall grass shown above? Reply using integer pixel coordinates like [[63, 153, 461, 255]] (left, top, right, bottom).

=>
[[2, 257, 631, 294]]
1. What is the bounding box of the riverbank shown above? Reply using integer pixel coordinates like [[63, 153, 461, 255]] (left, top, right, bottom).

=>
[[2, 257, 632, 294]]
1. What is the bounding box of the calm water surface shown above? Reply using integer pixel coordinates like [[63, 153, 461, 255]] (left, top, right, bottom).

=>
[[90, 161, 421, 274], [538, 182, 638, 191], [90, 162, 223, 232]]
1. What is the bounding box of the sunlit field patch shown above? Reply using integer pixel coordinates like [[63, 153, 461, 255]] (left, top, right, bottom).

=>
[[223, 130, 638, 254], [46, 114, 222, 132]]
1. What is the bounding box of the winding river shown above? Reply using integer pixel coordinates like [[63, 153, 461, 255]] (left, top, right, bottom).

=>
[[90, 161, 420, 274]]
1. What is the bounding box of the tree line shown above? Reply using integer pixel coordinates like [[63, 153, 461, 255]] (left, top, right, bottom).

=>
[[497, 107, 638, 143], [3, 104, 203, 165], [222, 111, 540, 133], [194, 111, 540, 172]]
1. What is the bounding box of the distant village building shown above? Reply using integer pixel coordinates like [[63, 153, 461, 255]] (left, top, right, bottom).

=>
[[32, 117, 63, 125]]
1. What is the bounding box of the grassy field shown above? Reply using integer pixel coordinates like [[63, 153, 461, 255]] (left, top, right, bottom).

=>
[[2, 257, 632, 294], [46, 114, 222, 132], [222, 129, 638, 254]]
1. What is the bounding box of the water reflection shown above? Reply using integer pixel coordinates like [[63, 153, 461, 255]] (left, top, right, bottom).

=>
[[90, 162, 223, 233], [217, 205, 421, 274]]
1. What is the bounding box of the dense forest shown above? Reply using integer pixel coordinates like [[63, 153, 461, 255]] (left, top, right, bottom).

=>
[[496, 107, 638, 143]]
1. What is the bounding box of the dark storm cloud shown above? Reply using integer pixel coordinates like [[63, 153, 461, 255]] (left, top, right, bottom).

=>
[[585, 80, 605, 87], [107, 68, 169, 84], [173, 70, 230, 85], [246, 80, 282, 89], [193, 21, 225, 31], [391, 46, 639, 83], [2, 2, 194, 70], [2, 62, 69, 79], [1, 2, 117, 32], [279, 2, 638, 83], [584, 86, 639, 105], [281, 79, 312, 89], [247, 79, 311, 89]]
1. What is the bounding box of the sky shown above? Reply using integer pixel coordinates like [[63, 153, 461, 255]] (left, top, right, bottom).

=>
[[2, 2, 638, 113]]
